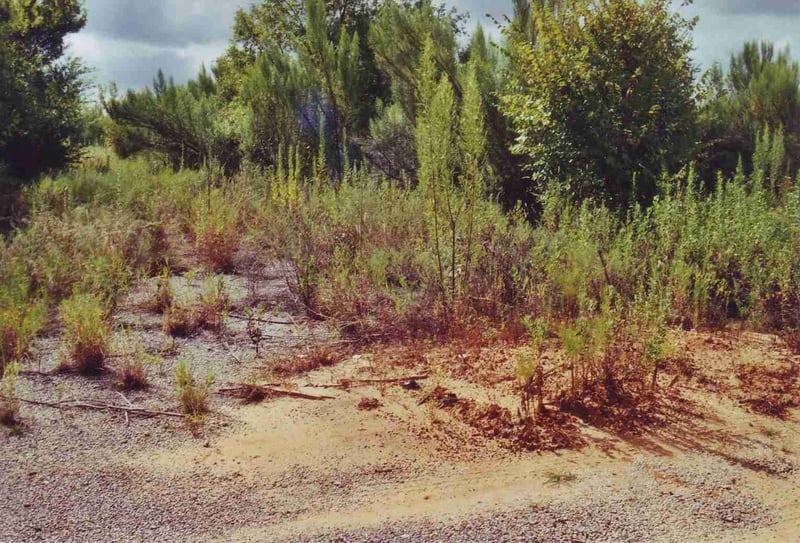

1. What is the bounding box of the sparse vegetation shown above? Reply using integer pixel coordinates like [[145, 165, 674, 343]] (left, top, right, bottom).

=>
[[196, 274, 229, 331], [543, 470, 578, 487], [3, 1, 800, 540]]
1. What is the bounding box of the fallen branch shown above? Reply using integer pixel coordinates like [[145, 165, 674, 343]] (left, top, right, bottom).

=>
[[217, 384, 335, 401], [2, 395, 184, 418], [221, 341, 243, 364], [305, 375, 429, 389]]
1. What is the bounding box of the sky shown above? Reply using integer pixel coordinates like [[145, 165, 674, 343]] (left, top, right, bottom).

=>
[[66, 0, 800, 95]]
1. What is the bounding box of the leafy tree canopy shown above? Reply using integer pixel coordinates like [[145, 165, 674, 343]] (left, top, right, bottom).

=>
[[501, 0, 698, 208], [0, 0, 86, 180]]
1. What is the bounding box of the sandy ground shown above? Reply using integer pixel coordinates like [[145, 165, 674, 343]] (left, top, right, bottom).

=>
[[1, 271, 799, 543]]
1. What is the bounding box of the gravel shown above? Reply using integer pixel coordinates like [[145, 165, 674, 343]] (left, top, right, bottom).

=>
[[287, 454, 776, 543]]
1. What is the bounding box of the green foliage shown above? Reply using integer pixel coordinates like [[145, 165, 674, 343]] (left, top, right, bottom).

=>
[[698, 41, 800, 178], [501, 0, 697, 207], [0, 0, 87, 179], [369, 0, 459, 123], [415, 41, 491, 310], [59, 293, 110, 373], [0, 257, 46, 368], [104, 67, 240, 173]]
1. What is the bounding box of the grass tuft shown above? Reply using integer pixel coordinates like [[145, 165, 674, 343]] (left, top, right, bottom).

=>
[[117, 359, 149, 390], [174, 359, 213, 417], [0, 362, 20, 426], [59, 293, 110, 373]]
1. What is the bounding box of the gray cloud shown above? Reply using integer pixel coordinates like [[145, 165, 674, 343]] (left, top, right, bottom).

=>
[[82, 0, 250, 47], [68, 0, 800, 95], [712, 0, 800, 15]]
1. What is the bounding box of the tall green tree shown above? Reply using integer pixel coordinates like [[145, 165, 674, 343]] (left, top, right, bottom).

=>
[[214, 0, 372, 176], [104, 67, 240, 173], [0, 0, 86, 180], [698, 41, 800, 178], [501, 0, 697, 207]]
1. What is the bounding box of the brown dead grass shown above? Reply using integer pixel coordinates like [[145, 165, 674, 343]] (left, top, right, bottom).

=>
[[196, 230, 239, 272], [117, 360, 148, 390], [736, 362, 799, 418], [271, 345, 346, 376], [424, 386, 583, 452], [0, 326, 17, 369], [162, 305, 199, 337], [357, 397, 381, 411]]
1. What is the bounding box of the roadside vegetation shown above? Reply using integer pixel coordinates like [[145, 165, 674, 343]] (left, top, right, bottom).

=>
[[1, 0, 800, 435]]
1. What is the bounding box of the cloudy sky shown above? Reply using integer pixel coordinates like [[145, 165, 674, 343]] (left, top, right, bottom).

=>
[[66, 0, 800, 94]]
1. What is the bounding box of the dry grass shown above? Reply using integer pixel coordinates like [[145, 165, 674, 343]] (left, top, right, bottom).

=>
[[271, 345, 344, 376], [0, 362, 20, 426], [117, 359, 148, 390], [162, 305, 199, 337], [150, 268, 174, 314], [357, 397, 381, 411]]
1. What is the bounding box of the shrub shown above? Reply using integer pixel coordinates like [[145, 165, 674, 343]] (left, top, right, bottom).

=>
[[174, 359, 213, 416], [162, 305, 199, 337], [515, 316, 548, 418], [151, 267, 174, 314], [0, 362, 20, 426], [59, 293, 110, 373]]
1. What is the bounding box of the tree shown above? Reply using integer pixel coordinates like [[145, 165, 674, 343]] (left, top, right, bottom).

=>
[[698, 41, 800, 178], [213, 0, 372, 177], [104, 67, 240, 173], [501, 0, 697, 208], [0, 0, 87, 180]]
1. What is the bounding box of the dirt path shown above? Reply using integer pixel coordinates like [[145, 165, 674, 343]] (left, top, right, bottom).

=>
[[1, 273, 799, 543]]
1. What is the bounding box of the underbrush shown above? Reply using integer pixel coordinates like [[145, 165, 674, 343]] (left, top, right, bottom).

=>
[[2, 134, 799, 434]]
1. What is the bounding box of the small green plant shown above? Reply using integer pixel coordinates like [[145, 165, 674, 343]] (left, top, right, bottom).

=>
[[197, 274, 229, 331], [0, 261, 47, 369], [515, 316, 548, 419], [59, 293, 110, 373], [0, 362, 20, 426], [174, 359, 213, 417]]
